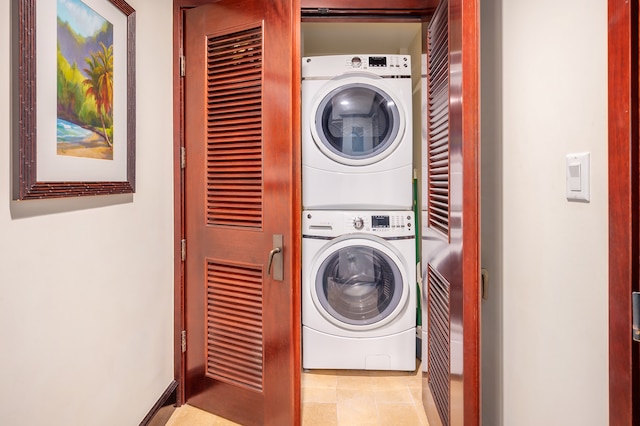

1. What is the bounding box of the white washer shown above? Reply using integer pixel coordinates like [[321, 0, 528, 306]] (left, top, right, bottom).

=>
[[302, 55, 414, 210], [302, 210, 416, 371]]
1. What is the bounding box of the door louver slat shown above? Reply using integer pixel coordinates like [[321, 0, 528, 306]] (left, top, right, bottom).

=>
[[206, 26, 264, 228], [426, 0, 450, 238], [428, 264, 451, 426], [206, 260, 263, 392], [208, 42, 262, 61], [426, 1, 451, 425]]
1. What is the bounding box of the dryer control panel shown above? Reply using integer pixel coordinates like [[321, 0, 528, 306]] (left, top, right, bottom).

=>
[[302, 54, 412, 78], [347, 55, 408, 69]]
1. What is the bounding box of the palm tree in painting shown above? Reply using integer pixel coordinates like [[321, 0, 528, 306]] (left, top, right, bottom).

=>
[[83, 42, 114, 146]]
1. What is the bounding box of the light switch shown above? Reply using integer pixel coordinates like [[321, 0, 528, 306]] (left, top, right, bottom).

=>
[[568, 163, 581, 191], [566, 152, 590, 202]]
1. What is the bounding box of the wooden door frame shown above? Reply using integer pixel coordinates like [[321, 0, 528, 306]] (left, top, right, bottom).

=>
[[172, 2, 480, 423], [173, 0, 218, 405], [608, 0, 639, 424], [457, 0, 481, 423]]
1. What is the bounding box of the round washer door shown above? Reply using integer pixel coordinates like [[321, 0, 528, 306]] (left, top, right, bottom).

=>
[[310, 235, 409, 330], [310, 75, 406, 166]]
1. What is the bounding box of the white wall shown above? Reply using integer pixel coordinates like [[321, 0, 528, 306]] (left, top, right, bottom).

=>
[[498, 0, 609, 424], [0, 0, 175, 424]]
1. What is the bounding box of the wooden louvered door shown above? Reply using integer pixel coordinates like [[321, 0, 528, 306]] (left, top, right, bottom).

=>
[[183, 1, 300, 425], [422, 0, 480, 425]]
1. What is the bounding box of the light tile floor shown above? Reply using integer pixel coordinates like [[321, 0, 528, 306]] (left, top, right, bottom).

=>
[[165, 361, 429, 426]]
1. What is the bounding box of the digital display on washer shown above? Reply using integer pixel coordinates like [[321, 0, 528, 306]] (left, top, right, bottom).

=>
[[372, 215, 390, 228], [369, 56, 387, 67]]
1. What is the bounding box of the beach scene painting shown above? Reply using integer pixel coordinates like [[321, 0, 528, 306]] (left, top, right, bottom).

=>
[[57, 0, 114, 160]]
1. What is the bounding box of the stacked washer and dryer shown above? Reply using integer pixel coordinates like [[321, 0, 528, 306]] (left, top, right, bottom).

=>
[[301, 54, 416, 371]]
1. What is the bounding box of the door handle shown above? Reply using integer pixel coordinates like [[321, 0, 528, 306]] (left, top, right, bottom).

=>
[[267, 234, 284, 281]]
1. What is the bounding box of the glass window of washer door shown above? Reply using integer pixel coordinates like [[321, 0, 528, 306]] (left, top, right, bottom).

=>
[[315, 244, 403, 326]]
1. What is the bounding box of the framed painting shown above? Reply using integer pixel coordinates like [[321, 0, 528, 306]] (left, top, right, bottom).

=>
[[13, 0, 135, 200]]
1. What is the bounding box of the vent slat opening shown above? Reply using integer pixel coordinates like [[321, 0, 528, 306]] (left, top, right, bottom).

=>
[[426, 0, 450, 241], [206, 259, 263, 392], [428, 262, 451, 426], [206, 26, 264, 229]]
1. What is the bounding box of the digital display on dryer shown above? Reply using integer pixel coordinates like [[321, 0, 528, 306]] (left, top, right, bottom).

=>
[[372, 215, 390, 228], [368, 56, 387, 67]]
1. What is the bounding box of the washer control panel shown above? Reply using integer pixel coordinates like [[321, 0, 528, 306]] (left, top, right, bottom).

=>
[[304, 210, 415, 238], [350, 214, 413, 232], [353, 217, 365, 230]]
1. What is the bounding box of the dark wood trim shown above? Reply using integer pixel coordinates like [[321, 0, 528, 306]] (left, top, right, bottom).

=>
[[608, 0, 640, 424], [302, 15, 426, 23], [459, 0, 481, 423], [301, 0, 437, 19], [138, 380, 178, 426], [291, 2, 303, 423], [302, 11, 429, 21], [172, 0, 183, 406], [302, 0, 438, 10], [173, 0, 214, 406]]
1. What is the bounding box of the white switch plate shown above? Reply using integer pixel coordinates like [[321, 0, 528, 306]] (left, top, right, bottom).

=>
[[566, 152, 590, 202]]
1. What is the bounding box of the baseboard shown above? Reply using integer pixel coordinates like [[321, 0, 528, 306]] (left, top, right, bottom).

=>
[[139, 380, 179, 426]]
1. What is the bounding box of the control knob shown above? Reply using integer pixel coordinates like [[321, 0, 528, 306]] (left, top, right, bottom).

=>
[[353, 217, 364, 230]]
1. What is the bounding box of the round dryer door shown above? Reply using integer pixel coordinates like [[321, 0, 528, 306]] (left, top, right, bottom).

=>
[[311, 236, 409, 330], [311, 77, 405, 166]]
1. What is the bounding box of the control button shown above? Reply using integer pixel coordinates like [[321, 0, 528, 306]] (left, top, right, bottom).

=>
[[351, 57, 362, 68], [353, 217, 364, 230]]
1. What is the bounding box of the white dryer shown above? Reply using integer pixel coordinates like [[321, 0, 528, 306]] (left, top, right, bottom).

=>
[[302, 55, 414, 210], [302, 210, 416, 371]]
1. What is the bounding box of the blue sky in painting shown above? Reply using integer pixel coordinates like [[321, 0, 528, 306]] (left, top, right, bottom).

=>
[[57, 0, 106, 38]]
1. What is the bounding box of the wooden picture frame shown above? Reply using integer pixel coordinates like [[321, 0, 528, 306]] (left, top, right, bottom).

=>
[[13, 0, 135, 200]]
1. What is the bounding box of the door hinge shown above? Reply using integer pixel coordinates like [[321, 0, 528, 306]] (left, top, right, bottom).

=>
[[181, 330, 187, 353], [181, 239, 186, 261], [180, 55, 186, 77], [180, 147, 186, 169]]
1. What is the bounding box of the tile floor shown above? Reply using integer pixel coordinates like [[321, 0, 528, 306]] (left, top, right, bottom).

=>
[[165, 361, 429, 426]]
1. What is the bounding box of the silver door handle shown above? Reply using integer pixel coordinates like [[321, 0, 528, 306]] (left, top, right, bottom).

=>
[[267, 247, 281, 274], [267, 234, 283, 281]]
